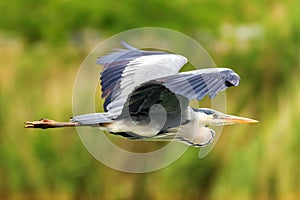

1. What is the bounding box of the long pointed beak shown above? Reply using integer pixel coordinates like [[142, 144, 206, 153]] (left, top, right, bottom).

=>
[[223, 114, 259, 124]]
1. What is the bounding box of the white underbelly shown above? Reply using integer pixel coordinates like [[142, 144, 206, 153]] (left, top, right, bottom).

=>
[[107, 119, 161, 137]]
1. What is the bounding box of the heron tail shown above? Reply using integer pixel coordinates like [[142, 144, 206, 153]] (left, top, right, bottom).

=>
[[71, 113, 113, 126]]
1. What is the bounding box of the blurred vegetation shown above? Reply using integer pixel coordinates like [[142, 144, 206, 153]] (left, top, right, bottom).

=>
[[1, 0, 300, 199]]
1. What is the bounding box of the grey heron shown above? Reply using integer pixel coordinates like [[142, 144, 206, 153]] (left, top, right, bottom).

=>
[[25, 42, 258, 147]]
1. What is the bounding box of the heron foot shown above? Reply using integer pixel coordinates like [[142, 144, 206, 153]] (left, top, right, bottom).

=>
[[25, 118, 79, 129], [24, 118, 57, 129]]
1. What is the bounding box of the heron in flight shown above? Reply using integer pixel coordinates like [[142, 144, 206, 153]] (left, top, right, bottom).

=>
[[25, 42, 258, 147]]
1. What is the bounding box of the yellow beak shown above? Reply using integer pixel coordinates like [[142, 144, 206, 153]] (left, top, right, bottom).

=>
[[223, 114, 259, 124]]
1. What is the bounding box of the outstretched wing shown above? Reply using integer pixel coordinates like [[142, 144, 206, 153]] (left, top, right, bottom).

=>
[[119, 68, 240, 130], [120, 68, 239, 130], [96, 42, 187, 117], [156, 68, 240, 100]]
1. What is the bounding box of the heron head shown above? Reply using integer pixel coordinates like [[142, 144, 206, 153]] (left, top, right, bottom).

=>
[[196, 108, 259, 126]]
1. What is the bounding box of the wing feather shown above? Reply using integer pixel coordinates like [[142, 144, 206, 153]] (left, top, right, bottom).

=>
[[96, 42, 239, 121], [119, 83, 191, 130], [155, 68, 240, 100], [97, 42, 187, 116]]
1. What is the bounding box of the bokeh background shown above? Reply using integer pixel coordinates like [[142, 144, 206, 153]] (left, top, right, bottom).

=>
[[1, 0, 300, 199]]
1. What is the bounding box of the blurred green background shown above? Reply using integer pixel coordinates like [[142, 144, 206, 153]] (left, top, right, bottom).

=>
[[1, 0, 300, 199]]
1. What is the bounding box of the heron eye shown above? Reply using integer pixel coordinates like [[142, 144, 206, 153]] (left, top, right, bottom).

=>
[[213, 114, 218, 118]]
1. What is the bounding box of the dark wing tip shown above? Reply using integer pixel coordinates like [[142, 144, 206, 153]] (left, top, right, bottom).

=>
[[225, 71, 240, 87]]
